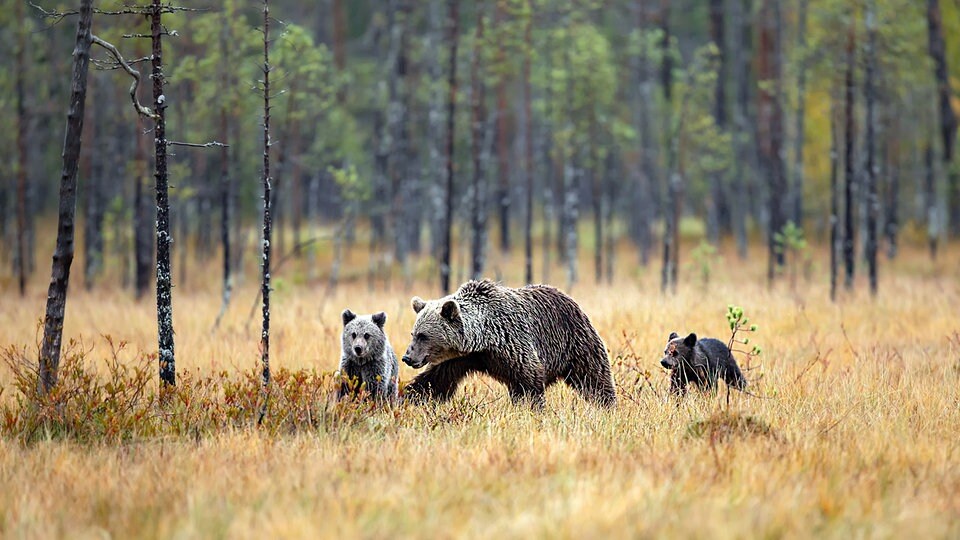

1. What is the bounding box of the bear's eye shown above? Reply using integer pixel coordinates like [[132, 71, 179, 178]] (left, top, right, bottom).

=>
[[363, 333, 370, 340], [417, 333, 428, 342], [351, 332, 357, 339]]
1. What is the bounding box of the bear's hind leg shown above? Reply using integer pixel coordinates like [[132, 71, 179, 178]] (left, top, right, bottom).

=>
[[563, 361, 617, 408]]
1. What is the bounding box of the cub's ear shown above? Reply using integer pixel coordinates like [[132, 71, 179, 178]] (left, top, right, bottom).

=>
[[341, 309, 357, 326], [440, 299, 460, 321], [668, 332, 679, 340], [683, 333, 698, 347], [372, 311, 387, 328], [412, 297, 426, 314]]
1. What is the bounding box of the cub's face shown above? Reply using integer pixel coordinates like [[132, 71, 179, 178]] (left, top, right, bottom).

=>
[[661, 332, 697, 369], [402, 296, 464, 369], [341, 310, 386, 360]]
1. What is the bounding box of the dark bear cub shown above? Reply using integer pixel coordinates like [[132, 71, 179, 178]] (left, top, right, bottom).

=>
[[660, 332, 746, 396]]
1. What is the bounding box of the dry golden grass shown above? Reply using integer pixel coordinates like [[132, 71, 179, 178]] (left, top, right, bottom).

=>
[[1, 236, 959, 538]]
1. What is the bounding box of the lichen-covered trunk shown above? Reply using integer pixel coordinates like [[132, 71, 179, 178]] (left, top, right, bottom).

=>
[[864, 0, 879, 296], [842, 19, 856, 290], [440, 0, 458, 294], [926, 0, 959, 238], [151, 0, 175, 387], [38, 0, 93, 394], [258, 0, 273, 424]]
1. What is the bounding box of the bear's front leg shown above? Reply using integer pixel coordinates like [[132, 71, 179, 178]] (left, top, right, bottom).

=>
[[669, 369, 688, 400], [360, 364, 390, 403], [404, 355, 485, 403], [337, 363, 361, 401]]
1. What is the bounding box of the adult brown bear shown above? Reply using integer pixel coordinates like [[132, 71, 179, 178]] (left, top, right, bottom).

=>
[[401, 280, 616, 408]]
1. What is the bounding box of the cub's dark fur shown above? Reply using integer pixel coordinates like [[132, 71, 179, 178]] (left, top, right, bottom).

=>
[[660, 332, 746, 396]]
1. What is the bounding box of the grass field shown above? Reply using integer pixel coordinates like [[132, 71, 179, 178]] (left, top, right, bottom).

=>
[[0, 236, 959, 539]]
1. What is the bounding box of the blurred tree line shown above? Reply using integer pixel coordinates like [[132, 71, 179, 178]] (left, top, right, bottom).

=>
[[0, 0, 958, 295]]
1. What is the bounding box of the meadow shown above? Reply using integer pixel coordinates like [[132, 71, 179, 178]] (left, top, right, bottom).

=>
[[0, 234, 958, 539]]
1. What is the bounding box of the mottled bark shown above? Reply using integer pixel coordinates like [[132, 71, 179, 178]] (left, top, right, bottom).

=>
[[38, 0, 93, 394], [259, 0, 273, 424], [152, 0, 175, 386]]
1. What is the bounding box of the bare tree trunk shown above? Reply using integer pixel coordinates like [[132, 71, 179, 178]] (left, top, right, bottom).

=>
[[15, 0, 30, 296], [659, 0, 672, 103], [258, 0, 273, 424], [632, 0, 656, 265], [426, 0, 445, 258], [495, 0, 510, 254], [707, 0, 727, 244], [562, 24, 579, 288], [759, 0, 786, 283], [865, 0, 879, 295], [884, 120, 899, 259], [470, 1, 488, 281], [829, 93, 839, 302], [926, 143, 939, 259], [440, 0, 459, 294], [791, 0, 809, 227], [730, 0, 752, 258], [151, 0, 175, 386], [926, 0, 959, 237], [591, 114, 602, 284], [843, 18, 856, 290], [523, 4, 534, 284], [38, 0, 93, 394], [82, 80, 104, 291], [134, 116, 153, 300]]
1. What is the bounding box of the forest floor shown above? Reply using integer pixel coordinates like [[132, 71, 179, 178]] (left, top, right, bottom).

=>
[[0, 239, 958, 538]]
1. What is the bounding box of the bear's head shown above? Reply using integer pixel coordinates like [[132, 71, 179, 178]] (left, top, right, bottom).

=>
[[341, 309, 387, 362], [661, 332, 697, 369], [401, 295, 465, 369]]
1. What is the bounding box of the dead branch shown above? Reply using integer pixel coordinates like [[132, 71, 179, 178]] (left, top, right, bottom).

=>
[[90, 35, 156, 119], [167, 140, 229, 148]]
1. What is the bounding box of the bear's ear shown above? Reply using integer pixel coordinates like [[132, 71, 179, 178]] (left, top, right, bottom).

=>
[[683, 333, 698, 347], [440, 299, 460, 321], [372, 311, 387, 328], [412, 297, 426, 314], [341, 309, 357, 326], [668, 332, 678, 340]]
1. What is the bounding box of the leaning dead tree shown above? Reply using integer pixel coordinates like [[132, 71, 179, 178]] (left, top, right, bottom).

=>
[[37, 0, 94, 394], [258, 0, 274, 425]]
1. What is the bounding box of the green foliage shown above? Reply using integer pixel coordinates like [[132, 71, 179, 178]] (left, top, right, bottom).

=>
[[726, 305, 762, 358], [688, 239, 718, 287], [774, 221, 809, 287]]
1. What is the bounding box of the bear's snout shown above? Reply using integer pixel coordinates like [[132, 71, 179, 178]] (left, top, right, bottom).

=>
[[354, 345, 363, 355], [402, 355, 425, 369], [661, 358, 676, 369]]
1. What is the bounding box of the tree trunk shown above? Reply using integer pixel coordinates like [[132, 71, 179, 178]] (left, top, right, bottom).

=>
[[730, 0, 752, 258], [495, 0, 510, 254], [152, 0, 175, 386], [470, 1, 488, 281], [82, 79, 104, 291], [926, 0, 959, 237], [523, 4, 534, 284], [425, 0, 445, 258], [843, 18, 856, 290], [864, 0, 879, 295], [884, 120, 899, 259], [259, 0, 273, 424], [134, 116, 153, 300], [38, 0, 93, 394], [563, 25, 579, 288], [758, 0, 786, 283], [440, 0, 459, 294], [659, 0, 672, 103], [591, 115, 602, 284], [707, 0, 728, 244], [633, 0, 656, 265], [926, 143, 939, 259], [15, 0, 29, 296], [791, 0, 809, 227], [829, 92, 839, 302]]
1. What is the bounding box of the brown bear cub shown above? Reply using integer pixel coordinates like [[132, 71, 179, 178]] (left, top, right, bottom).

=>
[[660, 332, 747, 396], [402, 279, 616, 408], [338, 310, 399, 403]]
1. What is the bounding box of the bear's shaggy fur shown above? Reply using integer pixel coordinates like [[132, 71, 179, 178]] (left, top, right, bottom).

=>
[[401, 280, 616, 407], [338, 310, 399, 403], [660, 332, 747, 396]]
